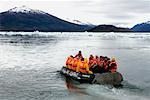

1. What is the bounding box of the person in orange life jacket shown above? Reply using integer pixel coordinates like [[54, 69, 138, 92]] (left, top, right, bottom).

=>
[[107, 57, 111, 68], [66, 55, 74, 69], [109, 57, 117, 73], [99, 56, 104, 67], [95, 56, 99, 64], [96, 55, 102, 73], [75, 51, 83, 60], [98, 56, 106, 73], [105, 57, 111, 70], [76, 58, 83, 72], [76, 58, 93, 74], [71, 57, 79, 71], [103, 57, 108, 70], [88, 55, 96, 68], [97, 56, 102, 66], [91, 55, 100, 73], [103, 56, 111, 72], [95, 55, 100, 68]]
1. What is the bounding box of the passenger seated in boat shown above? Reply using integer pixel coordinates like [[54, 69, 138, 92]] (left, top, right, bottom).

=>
[[71, 57, 79, 71], [89, 55, 100, 73], [75, 51, 83, 60], [106, 57, 111, 70], [66, 54, 118, 74], [108, 57, 117, 73], [98, 56, 109, 73], [97, 56, 104, 73], [76, 58, 93, 74], [88, 55, 96, 68], [99, 56, 104, 66], [66, 55, 74, 69], [103, 57, 107, 71]]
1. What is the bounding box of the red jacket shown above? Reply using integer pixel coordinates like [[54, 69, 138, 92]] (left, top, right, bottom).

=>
[[109, 61, 117, 73]]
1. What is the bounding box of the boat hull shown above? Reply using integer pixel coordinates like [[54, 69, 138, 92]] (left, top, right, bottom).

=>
[[60, 66, 123, 85], [60, 66, 95, 83]]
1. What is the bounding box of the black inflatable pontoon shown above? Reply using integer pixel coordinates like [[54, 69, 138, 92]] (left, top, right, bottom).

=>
[[60, 66, 123, 85]]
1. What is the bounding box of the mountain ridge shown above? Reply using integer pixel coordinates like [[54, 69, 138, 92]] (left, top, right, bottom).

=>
[[131, 21, 150, 32], [88, 25, 132, 32], [0, 6, 93, 32]]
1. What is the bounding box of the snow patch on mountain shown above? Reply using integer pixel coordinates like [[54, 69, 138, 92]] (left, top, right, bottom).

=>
[[145, 21, 150, 24], [8, 6, 47, 15], [65, 18, 94, 26]]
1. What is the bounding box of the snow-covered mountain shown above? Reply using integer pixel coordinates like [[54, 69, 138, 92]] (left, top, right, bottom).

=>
[[146, 21, 150, 24], [131, 21, 150, 32], [0, 6, 93, 32], [8, 6, 47, 15], [65, 18, 95, 26]]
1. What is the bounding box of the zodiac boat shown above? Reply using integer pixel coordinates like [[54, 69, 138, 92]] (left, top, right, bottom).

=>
[[60, 66, 123, 86]]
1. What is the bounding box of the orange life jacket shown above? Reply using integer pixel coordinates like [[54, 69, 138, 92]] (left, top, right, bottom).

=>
[[66, 57, 73, 65], [76, 60, 93, 74], [97, 58, 101, 67], [99, 60, 104, 67], [103, 60, 108, 69], [88, 58, 96, 67], [66, 57, 73, 69], [79, 61, 88, 74], [66, 57, 71, 65], [72, 58, 78, 66], [96, 58, 99, 64], [71, 58, 78, 71]]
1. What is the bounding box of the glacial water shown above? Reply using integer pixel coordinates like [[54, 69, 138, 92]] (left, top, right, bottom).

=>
[[0, 32, 150, 100]]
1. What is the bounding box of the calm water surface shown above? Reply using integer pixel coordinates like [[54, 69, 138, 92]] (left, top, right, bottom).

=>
[[0, 32, 150, 100]]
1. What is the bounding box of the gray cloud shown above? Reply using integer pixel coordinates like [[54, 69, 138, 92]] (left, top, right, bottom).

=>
[[74, 0, 150, 19], [112, 0, 150, 13]]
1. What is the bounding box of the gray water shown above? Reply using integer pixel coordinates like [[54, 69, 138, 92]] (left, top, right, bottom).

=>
[[0, 32, 150, 100]]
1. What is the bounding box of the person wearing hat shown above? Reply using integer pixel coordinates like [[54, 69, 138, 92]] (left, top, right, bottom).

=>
[[109, 57, 117, 73]]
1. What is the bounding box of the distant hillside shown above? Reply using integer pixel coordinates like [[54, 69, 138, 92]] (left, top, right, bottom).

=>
[[131, 21, 150, 32], [0, 6, 93, 32], [88, 25, 132, 32]]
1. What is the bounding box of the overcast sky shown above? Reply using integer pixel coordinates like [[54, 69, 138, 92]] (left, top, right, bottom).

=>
[[0, 0, 150, 27]]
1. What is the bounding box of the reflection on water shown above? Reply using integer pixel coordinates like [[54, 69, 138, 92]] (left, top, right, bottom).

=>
[[65, 78, 88, 95]]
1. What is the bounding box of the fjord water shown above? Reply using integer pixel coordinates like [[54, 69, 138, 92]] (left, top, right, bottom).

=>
[[0, 32, 150, 100]]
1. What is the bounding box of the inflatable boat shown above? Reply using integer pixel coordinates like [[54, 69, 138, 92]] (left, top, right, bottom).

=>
[[60, 66, 123, 86]]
